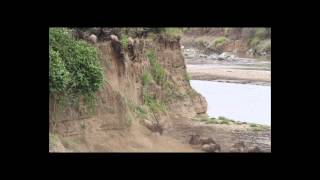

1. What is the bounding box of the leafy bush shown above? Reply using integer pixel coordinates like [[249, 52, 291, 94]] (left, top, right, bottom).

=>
[[256, 39, 271, 52], [218, 116, 227, 120], [164, 28, 183, 37], [49, 47, 70, 93], [212, 36, 229, 48], [49, 28, 104, 105], [209, 36, 229, 53], [146, 50, 166, 86], [250, 124, 258, 127]]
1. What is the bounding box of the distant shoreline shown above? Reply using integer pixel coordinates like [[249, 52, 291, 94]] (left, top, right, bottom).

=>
[[187, 64, 271, 86]]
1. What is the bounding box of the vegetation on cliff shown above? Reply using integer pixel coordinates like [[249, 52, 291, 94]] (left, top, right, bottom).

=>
[[49, 28, 104, 107]]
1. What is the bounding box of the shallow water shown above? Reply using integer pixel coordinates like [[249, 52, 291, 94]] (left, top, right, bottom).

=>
[[190, 80, 271, 125]]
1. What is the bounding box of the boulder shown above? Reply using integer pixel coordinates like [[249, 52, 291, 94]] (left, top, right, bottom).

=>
[[192, 94, 207, 114], [208, 53, 219, 59], [201, 143, 221, 152]]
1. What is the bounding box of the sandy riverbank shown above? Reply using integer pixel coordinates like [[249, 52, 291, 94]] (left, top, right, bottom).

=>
[[187, 64, 271, 85]]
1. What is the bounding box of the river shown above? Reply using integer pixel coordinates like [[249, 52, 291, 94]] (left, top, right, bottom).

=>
[[190, 80, 271, 125]]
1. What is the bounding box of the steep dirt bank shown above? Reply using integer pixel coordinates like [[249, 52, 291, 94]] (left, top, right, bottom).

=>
[[49, 34, 207, 152], [49, 31, 270, 152]]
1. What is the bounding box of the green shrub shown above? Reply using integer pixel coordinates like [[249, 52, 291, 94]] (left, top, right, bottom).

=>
[[255, 28, 268, 39], [142, 71, 152, 86], [186, 72, 191, 82], [256, 39, 271, 52], [120, 34, 129, 48], [164, 28, 183, 37], [49, 133, 61, 149], [135, 105, 147, 118], [142, 87, 166, 113], [248, 36, 261, 47], [49, 47, 70, 93], [146, 50, 166, 86], [218, 116, 227, 120], [49, 28, 104, 106], [250, 124, 259, 127], [212, 36, 229, 48]]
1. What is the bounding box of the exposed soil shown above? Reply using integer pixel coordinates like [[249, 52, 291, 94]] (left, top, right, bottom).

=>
[[49, 32, 271, 153]]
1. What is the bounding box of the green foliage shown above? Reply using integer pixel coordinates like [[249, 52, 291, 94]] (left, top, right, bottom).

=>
[[142, 71, 152, 86], [250, 124, 258, 127], [164, 28, 183, 37], [146, 50, 167, 86], [120, 34, 129, 48], [186, 72, 191, 82], [200, 116, 237, 124], [207, 36, 230, 53], [146, 50, 157, 66], [256, 39, 271, 52], [212, 36, 229, 48], [248, 36, 261, 47], [135, 105, 147, 119], [49, 28, 104, 108], [125, 113, 134, 126], [49, 133, 60, 149], [251, 124, 269, 131], [49, 47, 70, 93], [218, 116, 227, 120], [142, 87, 166, 113], [255, 28, 268, 39]]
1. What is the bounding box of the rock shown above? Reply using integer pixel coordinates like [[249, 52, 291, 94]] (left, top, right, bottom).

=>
[[192, 94, 207, 114], [228, 54, 236, 60], [246, 48, 254, 56], [88, 34, 97, 44], [218, 52, 230, 60], [208, 53, 219, 59], [201, 143, 221, 152]]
